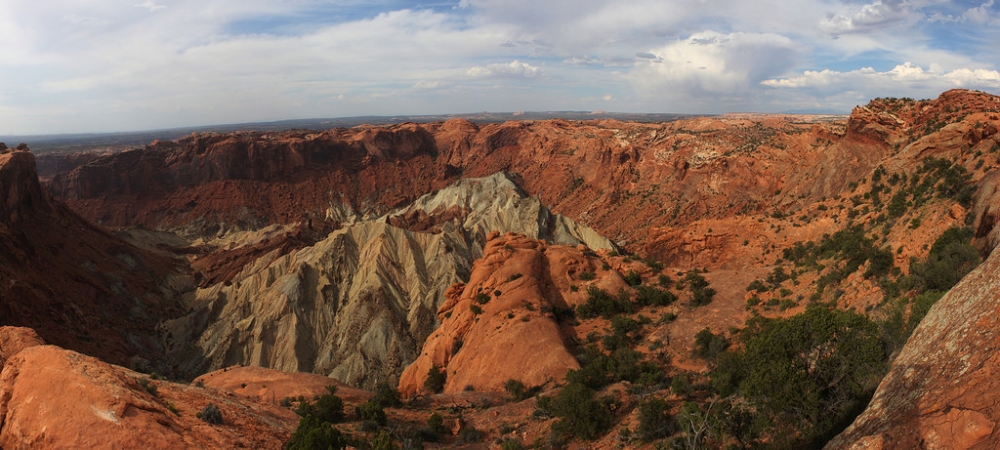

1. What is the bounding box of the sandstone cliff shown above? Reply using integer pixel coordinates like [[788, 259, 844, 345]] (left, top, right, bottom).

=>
[[398, 231, 628, 397]]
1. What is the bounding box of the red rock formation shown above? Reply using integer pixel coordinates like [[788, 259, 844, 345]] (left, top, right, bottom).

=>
[[194, 365, 372, 406], [44, 91, 998, 268], [0, 345, 296, 449], [0, 327, 44, 368], [398, 232, 628, 397]]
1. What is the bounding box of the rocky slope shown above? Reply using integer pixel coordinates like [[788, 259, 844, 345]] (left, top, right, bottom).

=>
[[0, 146, 192, 366], [163, 172, 615, 389], [0, 326, 297, 449], [10, 89, 1000, 448], [399, 231, 627, 397], [826, 245, 1000, 449], [827, 179, 1000, 448]]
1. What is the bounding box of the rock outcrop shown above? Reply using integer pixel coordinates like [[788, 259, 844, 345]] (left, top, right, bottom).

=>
[[0, 327, 44, 368], [398, 231, 628, 397], [164, 173, 614, 388], [193, 365, 372, 406], [0, 344, 297, 449]]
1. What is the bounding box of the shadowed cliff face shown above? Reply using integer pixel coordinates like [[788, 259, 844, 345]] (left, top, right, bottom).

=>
[[0, 148, 193, 367]]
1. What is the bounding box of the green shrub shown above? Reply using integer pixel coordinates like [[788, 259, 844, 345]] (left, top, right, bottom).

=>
[[691, 287, 716, 307], [373, 382, 402, 408], [576, 286, 632, 319], [670, 374, 690, 395], [693, 328, 729, 361], [457, 424, 483, 444], [578, 270, 596, 281], [356, 400, 387, 426], [425, 366, 446, 394], [711, 306, 885, 446], [199, 403, 223, 425], [469, 304, 483, 315], [908, 227, 980, 292], [567, 344, 662, 389], [504, 379, 539, 401], [746, 279, 767, 292], [295, 386, 345, 424], [500, 438, 525, 450], [683, 269, 716, 306], [635, 285, 677, 306], [369, 429, 395, 450], [137, 377, 158, 397], [285, 414, 345, 450], [765, 267, 789, 287], [475, 292, 490, 304], [636, 397, 673, 441], [546, 382, 613, 441], [623, 269, 643, 286], [426, 412, 446, 436]]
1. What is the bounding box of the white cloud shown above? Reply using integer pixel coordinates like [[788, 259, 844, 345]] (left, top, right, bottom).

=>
[[0, 1, 998, 134], [467, 60, 541, 78], [135, 1, 166, 12], [412, 80, 440, 90], [762, 62, 1000, 96], [821, 0, 916, 36], [928, 0, 996, 24], [628, 31, 799, 110]]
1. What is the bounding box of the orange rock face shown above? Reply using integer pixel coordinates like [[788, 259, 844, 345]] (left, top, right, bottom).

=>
[[0, 345, 297, 449], [398, 232, 628, 397], [194, 365, 372, 406], [0, 327, 44, 367]]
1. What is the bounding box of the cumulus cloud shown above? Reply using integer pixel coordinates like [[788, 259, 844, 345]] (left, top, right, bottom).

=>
[[821, 0, 917, 36], [467, 60, 541, 78], [928, 0, 997, 24], [762, 63, 1000, 97], [628, 31, 799, 110], [0, 0, 998, 134]]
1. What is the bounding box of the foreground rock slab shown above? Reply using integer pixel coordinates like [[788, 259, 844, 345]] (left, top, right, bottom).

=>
[[0, 345, 297, 449]]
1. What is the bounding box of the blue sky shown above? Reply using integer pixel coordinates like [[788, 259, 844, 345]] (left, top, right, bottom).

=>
[[0, 0, 998, 134]]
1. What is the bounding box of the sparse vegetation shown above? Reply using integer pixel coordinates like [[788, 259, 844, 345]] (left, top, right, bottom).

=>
[[538, 382, 614, 441], [575, 286, 632, 319], [199, 403, 223, 425], [295, 386, 345, 424], [425, 366, 446, 394], [504, 379, 541, 401]]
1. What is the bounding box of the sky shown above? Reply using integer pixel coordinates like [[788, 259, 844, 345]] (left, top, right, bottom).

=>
[[1, 0, 999, 135]]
